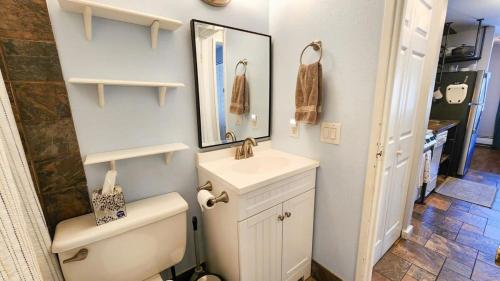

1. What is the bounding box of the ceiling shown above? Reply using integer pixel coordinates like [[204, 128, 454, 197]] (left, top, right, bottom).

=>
[[446, 0, 500, 37]]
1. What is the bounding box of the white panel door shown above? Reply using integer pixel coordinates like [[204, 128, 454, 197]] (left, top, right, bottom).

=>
[[238, 204, 283, 281], [282, 189, 315, 281], [373, 0, 434, 263]]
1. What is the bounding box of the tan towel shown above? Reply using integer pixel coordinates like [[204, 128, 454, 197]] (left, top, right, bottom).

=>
[[230, 74, 248, 115], [295, 62, 322, 124]]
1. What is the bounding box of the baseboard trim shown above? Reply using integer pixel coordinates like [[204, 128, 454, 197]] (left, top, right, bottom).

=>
[[311, 259, 343, 281], [170, 260, 343, 281], [477, 137, 493, 145], [402, 224, 414, 239]]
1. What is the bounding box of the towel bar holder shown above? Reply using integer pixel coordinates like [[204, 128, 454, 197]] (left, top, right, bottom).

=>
[[235, 59, 248, 75], [300, 40, 322, 64]]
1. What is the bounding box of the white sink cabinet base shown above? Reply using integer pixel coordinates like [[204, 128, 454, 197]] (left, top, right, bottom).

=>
[[197, 143, 318, 281]]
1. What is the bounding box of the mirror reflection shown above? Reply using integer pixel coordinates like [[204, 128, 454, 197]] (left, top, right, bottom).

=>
[[191, 20, 271, 148]]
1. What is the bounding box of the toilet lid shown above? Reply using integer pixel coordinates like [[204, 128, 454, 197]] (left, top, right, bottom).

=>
[[52, 192, 188, 253]]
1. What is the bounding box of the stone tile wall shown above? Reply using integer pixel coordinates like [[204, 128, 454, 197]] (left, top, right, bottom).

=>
[[0, 0, 91, 235]]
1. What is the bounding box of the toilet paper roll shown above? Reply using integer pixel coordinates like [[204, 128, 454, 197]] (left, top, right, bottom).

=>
[[197, 190, 215, 212]]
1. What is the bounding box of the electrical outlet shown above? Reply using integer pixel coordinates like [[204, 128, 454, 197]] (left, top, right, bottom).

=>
[[289, 118, 299, 137], [320, 122, 341, 144]]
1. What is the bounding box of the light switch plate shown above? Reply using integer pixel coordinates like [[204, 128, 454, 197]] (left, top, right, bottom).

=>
[[320, 122, 341, 144]]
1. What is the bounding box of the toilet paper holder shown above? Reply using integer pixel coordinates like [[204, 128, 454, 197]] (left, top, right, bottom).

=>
[[197, 181, 213, 191], [197, 181, 229, 206], [207, 191, 229, 207]]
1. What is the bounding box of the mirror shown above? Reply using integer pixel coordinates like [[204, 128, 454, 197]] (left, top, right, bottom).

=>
[[191, 20, 271, 149]]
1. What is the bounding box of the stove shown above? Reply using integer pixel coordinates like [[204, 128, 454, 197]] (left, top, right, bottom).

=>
[[423, 129, 436, 152]]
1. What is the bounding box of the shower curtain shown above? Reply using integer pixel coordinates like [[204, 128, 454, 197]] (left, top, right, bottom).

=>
[[197, 35, 221, 145], [0, 74, 63, 280]]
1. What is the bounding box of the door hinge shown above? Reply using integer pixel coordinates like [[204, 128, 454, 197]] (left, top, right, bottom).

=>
[[376, 142, 383, 159]]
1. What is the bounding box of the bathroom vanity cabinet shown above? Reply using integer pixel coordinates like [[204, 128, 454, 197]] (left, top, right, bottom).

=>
[[239, 186, 315, 281], [197, 143, 318, 281]]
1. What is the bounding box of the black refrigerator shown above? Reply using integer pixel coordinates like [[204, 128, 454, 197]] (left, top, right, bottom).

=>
[[430, 70, 490, 177]]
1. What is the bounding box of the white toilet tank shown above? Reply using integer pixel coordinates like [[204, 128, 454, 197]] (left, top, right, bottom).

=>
[[52, 192, 188, 281]]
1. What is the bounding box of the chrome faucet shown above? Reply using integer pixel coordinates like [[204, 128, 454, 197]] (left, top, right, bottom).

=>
[[235, 137, 258, 160]]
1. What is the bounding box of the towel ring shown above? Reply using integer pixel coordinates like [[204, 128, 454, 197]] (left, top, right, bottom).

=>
[[300, 40, 322, 64], [235, 59, 248, 75]]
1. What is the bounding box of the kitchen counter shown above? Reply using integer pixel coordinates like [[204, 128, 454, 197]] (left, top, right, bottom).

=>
[[428, 119, 460, 134]]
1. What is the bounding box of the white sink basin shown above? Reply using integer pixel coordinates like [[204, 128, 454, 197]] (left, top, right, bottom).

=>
[[197, 142, 319, 194], [231, 156, 290, 174]]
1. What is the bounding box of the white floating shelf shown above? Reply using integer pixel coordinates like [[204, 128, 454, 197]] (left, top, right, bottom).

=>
[[68, 78, 185, 107], [84, 143, 189, 170], [58, 0, 183, 48]]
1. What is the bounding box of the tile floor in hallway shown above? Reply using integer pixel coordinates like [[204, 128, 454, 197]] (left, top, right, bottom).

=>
[[373, 169, 500, 281], [470, 147, 500, 175]]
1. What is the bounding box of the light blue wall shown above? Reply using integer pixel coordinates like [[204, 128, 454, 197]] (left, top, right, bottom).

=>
[[46, 0, 269, 274], [269, 0, 385, 280], [225, 28, 270, 140]]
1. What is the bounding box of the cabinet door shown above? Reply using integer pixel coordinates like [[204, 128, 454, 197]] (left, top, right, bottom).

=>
[[282, 189, 315, 281], [238, 204, 283, 281]]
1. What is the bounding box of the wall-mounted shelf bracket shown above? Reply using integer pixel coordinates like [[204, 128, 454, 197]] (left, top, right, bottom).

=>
[[158, 86, 167, 106], [83, 6, 92, 40], [97, 83, 105, 107], [151, 20, 160, 48]]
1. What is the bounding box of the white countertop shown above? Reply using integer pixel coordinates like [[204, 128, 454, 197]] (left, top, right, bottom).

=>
[[197, 142, 319, 195]]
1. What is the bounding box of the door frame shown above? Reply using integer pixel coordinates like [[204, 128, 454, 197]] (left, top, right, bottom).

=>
[[355, 0, 449, 280]]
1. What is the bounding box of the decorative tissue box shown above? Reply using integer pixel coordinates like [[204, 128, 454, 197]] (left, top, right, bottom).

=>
[[91, 186, 126, 226]]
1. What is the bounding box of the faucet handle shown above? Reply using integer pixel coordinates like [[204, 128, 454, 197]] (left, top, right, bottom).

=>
[[235, 147, 243, 160], [246, 145, 254, 157]]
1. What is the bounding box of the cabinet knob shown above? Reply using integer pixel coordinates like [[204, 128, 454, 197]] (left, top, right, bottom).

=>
[[278, 214, 285, 221], [285, 212, 292, 218]]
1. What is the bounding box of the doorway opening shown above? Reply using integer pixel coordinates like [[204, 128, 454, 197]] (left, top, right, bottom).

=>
[[215, 42, 227, 141], [372, 1, 500, 280]]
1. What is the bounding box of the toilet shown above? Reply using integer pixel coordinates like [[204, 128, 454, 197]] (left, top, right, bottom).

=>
[[51, 192, 188, 281]]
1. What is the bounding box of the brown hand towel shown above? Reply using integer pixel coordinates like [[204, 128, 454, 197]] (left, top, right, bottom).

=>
[[295, 62, 322, 124], [230, 74, 248, 115]]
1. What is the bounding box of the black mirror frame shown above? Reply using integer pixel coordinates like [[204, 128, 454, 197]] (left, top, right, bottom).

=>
[[190, 19, 272, 149]]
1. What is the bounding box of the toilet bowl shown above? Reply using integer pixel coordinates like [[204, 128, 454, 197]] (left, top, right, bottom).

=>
[[52, 192, 188, 281]]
